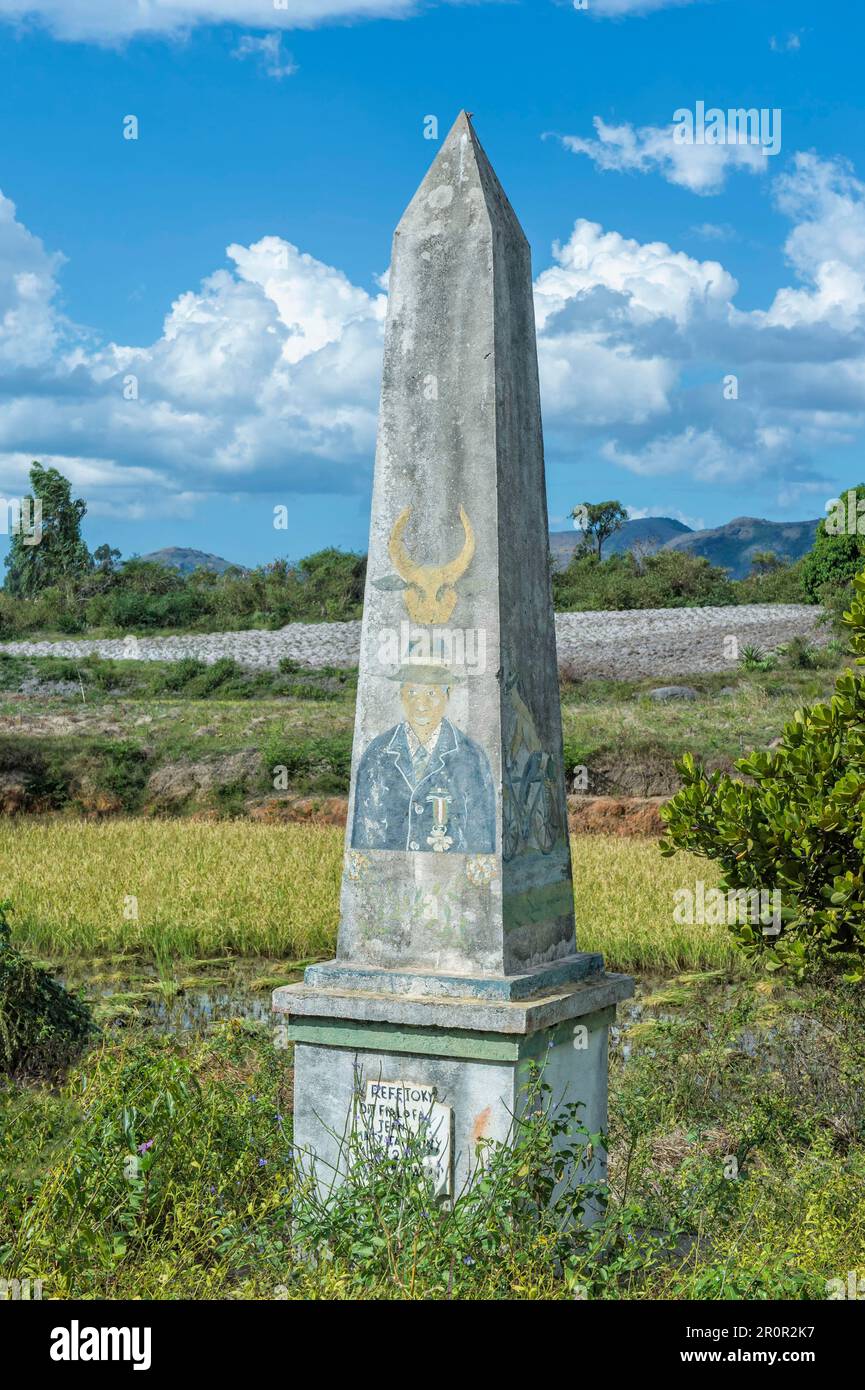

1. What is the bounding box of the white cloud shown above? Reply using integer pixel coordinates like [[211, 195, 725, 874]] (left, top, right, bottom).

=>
[[602, 428, 776, 483], [689, 222, 737, 241], [590, 0, 699, 14], [0, 1, 426, 43], [232, 32, 297, 79], [535, 219, 736, 330], [760, 155, 865, 328], [0, 191, 67, 366], [538, 331, 675, 427], [770, 32, 802, 52], [556, 116, 767, 194], [529, 153, 865, 506], [3, 149, 865, 525], [0, 0, 700, 42], [0, 194, 386, 516], [533, 220, 735, 430]]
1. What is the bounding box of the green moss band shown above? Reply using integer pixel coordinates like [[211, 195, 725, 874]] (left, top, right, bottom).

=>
[[287, 1007, 615, 1063]]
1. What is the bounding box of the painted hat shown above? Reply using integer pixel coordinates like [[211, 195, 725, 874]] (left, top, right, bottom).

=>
[[386, 660, 462, 685]]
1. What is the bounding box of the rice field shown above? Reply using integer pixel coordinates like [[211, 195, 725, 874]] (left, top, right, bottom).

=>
[[0, 819, 731, 972]]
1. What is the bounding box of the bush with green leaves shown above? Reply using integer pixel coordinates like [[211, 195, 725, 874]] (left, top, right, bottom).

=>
[[659, 566, 865, 980], [800, 482, 865, 603], [738, 643, 776, 672], [5, 979, 861, 1299], [0, 901, 95, 1075], [261, 730, 353, 794], [290, 1074, 606, 1298], [552, 548, 737, 612]]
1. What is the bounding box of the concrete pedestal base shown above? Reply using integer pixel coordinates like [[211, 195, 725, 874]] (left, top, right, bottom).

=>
[[274, 956, 633, 1205]]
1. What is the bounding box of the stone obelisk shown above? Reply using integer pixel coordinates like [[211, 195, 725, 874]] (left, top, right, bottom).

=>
[[275, 112, 632, 1200]]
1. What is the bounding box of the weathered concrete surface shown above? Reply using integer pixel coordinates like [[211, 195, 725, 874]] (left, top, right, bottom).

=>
[[302, 949, 605, 1001], [277, 113, 633, 1206], [291, 1004, 612, 1204], [274, 970, 633, 1034], [339, 110, 573, 977]]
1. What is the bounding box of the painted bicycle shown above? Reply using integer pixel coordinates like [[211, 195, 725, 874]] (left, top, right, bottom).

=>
[[502, 747, 563, 861]]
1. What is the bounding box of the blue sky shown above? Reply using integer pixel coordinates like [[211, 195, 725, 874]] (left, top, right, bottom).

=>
[[0, 0, 863, 566]]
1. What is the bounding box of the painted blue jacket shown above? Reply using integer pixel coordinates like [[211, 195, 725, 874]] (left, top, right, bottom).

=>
[[351, 718, 496, 854]]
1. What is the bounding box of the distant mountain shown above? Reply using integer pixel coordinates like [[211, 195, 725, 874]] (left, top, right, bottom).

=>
[[663, 516, 820, 579], [137, 547, 240, 576], [550, 516, 692, 568], [550, 514, 820, 579]]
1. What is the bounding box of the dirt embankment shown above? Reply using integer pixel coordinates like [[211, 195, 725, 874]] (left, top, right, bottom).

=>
[[217, 792, 669, 836], [248, 793, 672, 836], [0, 758, 669, 833]]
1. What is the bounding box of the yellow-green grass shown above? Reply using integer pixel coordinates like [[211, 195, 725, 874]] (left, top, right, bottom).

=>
[[562, 673, 844, 770], [2, 819, 341, 962], [1, 819, 730, 972], [570, 835, 729, 972]]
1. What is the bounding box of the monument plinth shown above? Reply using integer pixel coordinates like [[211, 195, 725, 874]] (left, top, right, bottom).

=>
[[274, 112, 633, 1201]]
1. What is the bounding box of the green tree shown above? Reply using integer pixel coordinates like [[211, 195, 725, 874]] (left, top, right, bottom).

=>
[[4, 462, 91, 597], [659, 563, 865, 980], [749, 550, 780, 577], [799, 484, 865, 602], [570, 500, 628, 561], [92, 544, 122, 576]]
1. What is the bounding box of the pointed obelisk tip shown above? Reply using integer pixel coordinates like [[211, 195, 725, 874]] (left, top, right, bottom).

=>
[[451, 109, 475, 136], [396, 107, 526, 244]]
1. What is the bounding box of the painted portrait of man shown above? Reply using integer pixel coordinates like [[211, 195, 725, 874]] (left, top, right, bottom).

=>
[[351, 663, 495, 854]]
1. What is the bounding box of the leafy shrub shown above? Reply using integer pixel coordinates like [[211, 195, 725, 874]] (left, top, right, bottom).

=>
[[0, 738, 68, 808], [799, 484, 865, 602], [2, 978, 862, 1299], [83, 592, 113, 627], [0, 591, 24, 637], [779, 635, 826, 671], [0, 1021, 288, 1294], [183, 657, 246, 697], [261, 731, 353, 794], [606, 972, 865, 1298], [149, 656, 208, 692], [82, 656, 135, 691], [109, 589, 202, 630], [739, 643, 776, 672], [819, 578, 857, 634], [660, 565, 865, 979], [291, 1074, 605, 1298], [293, 548, 366, 621], [108, 592, 155, 630], [735, 556, 808, 604], [95, 741, 151, 811], [36, 657, 80, 683], [552, 549, 736, 612], [562, 734, 591, 785], [0, 901, 94, 1075]]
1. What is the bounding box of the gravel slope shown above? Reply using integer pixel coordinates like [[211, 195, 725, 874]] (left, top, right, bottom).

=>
[[0, 604, 828, 679]]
